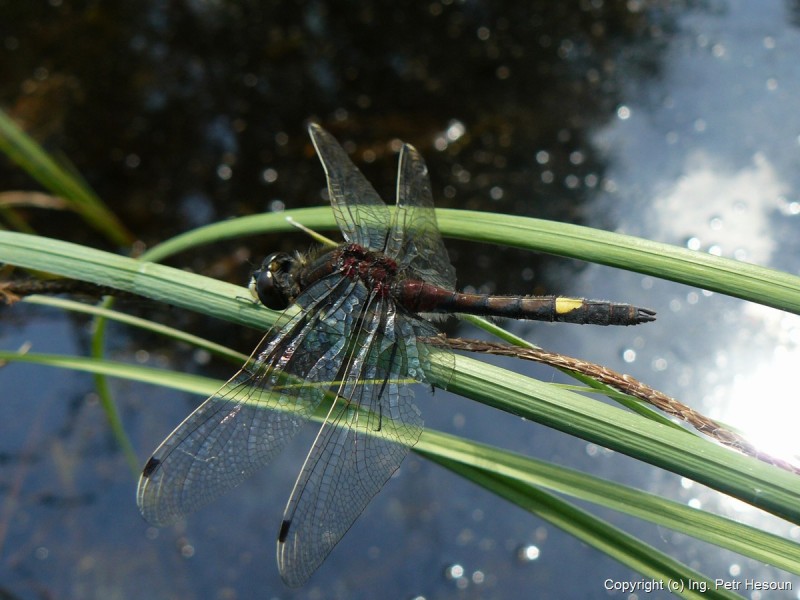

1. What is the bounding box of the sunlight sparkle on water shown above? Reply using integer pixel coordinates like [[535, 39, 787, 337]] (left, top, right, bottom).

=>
[[722, 345, 800, 462]]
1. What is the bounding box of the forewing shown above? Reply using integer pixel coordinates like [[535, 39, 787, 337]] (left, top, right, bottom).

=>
[[276, 298, 429, 587], [387, 143, 457, 290], [136, 273, 367, 526], [308, 123, 391, 251]]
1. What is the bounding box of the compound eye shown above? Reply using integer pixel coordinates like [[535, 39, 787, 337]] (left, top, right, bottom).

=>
[[253, 252, 294, 310]]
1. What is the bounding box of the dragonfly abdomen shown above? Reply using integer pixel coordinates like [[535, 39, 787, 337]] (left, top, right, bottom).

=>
[[395, 280, 655, 325]]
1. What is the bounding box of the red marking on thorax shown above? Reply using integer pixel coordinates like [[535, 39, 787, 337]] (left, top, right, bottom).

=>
[[338, 244, 398, 298]]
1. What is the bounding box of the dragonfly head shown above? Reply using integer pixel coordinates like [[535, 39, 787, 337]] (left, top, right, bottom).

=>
[[252, 252, 297, 310]]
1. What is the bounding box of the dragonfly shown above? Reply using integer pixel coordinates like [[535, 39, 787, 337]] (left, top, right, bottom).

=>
[[136, 123, 655, 587]]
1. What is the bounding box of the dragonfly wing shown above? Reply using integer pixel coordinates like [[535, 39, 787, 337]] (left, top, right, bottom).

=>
[[276, 298, 428, 587], [308, 123, 391, 251], [137, 274, 367, 526], [388, 142, 457, 290]]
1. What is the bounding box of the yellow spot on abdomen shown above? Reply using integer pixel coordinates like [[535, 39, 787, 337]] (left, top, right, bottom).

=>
[[555, 297, 584, 314]]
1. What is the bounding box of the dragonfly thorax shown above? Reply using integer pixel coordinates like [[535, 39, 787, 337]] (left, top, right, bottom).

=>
[[337, 244, 399, 298]]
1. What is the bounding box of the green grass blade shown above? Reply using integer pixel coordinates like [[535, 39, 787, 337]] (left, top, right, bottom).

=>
[[0, 230, 272, 329], [139, 209, 331, 262], [417, 429, 800, 576], [0, 109, 133, 245], [430, 459, 742, 599], [0, 350, 221, 396], [22, 296, 249, 365], [88, 305, 139, 474], [427, 351, 800, 524]]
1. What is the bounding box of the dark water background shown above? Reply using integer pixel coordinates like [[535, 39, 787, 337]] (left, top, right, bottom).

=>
[[2, 1, 800, 598]]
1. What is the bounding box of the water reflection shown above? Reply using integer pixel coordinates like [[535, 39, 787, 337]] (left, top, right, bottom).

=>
[[590, 0, 800, 481], [0, 0, 673, 292], [713, 312, 800, 460], [649, 152, 783, 264]]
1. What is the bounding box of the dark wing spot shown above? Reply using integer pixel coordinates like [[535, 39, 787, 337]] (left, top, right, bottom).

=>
[[278, 519, 291, 543], [142, 457, 161, 478]]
